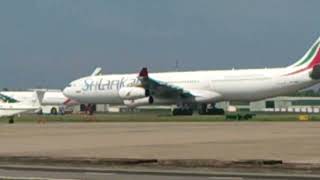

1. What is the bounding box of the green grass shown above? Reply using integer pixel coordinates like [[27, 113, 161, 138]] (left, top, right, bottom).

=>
[[1, 112, 320, 123], [0, 113, 226, 123]]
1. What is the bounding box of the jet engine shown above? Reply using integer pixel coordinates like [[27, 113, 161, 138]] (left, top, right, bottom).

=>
[[119, 87, 149, 100], [123, 96, 154, 107]]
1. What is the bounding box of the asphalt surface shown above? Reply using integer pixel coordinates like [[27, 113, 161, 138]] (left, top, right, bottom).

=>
[[1, 166, 320, 180], [1, 122, 320, 179], [0, 122, 320, 162], [0, 169, 243, 180]]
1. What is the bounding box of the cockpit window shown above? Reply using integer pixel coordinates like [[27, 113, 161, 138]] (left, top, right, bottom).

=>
[[68, 83, 78, 87]]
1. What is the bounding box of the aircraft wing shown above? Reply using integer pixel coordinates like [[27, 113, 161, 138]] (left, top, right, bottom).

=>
[[137, 68, 222, 104], [137, 68, 194, 99]]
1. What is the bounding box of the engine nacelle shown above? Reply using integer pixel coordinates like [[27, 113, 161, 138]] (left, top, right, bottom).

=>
[[187, 90, 222, 103], [119, 87, 148, 100], [123, 96, 154, 108]]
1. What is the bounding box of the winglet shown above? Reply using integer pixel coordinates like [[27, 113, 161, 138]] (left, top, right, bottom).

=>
[[139, 67, 149, 78]]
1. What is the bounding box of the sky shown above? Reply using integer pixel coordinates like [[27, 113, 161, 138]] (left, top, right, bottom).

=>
[[0, 0, 320, 89]]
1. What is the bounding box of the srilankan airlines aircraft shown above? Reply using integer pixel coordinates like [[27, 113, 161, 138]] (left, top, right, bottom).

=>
[[0, 91, 44, 123], [63, 37, 320, 115]]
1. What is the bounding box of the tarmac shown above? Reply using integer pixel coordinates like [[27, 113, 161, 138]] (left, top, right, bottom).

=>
[[0, 121, 320, 163], [1, 165, 320, 180]]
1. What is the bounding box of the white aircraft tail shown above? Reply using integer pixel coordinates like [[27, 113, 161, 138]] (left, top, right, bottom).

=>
[[283, 37, 320, 78], [31, 90, 45, 107], [91, 67, 103, 76], [0, 93, 19, 103], [288, 37, 320, 69]]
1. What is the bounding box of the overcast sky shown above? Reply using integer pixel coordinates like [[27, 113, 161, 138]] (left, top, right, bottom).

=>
[[0, 0, 319, 89]]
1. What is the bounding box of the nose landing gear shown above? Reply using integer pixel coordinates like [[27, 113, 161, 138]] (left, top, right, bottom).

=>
[[198, 103, 225, 115], [8, 116, 14, 124]]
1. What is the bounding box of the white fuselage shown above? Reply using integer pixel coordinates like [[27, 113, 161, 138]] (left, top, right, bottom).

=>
[[0, 102, 39, 117], [1, 91, 67, 106], [0, 90, 66, 118], [63, 66, 317, 105]]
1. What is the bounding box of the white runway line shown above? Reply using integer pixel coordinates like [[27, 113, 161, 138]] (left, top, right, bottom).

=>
[[208, 177, 244, 180], [0, 176, 79, 180], [85, 172, 116, 176]]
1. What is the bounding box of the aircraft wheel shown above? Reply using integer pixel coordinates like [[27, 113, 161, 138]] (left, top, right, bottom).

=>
[[51, 107, 58, 115], [172, 108, 193, 116], [198, 104, 207, 115], [148, 96, 154, 104], [8, 117, 14, 124]]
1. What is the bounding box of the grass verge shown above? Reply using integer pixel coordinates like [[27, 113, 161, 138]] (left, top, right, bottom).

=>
[[1, 112, 320, 123]]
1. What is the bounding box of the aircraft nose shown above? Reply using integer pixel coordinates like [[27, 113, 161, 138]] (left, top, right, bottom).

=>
[[63, 87, 72, 97]]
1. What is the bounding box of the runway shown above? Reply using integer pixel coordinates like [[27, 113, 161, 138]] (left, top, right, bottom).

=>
[[0, 169, 245, 180], [1, 122, 320, 179], [0, 122, 320, 162], [1, 165, 320, 180]]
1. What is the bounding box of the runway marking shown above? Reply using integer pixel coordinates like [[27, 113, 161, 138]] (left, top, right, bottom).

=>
[[208, 177, 244, 180], [0, 176, 79, 180], [85, 172, 115, 176]]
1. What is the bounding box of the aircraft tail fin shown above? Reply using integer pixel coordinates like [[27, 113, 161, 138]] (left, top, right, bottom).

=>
[[288, 37, 320, 69], [31, 90, 45, 107], [0, 93, 19, 103], [91, 67, 103, 76]]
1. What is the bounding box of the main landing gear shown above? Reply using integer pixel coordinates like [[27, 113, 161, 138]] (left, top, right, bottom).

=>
[[171, 103, 225, 116], [198, 103, 225, 115], [171, 104, 194, 116]]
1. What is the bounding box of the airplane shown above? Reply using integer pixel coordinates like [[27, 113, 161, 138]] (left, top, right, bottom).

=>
[[63, 37, 320, 115], [1, 90, 78, 115], [0, 91, 44, 123]]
